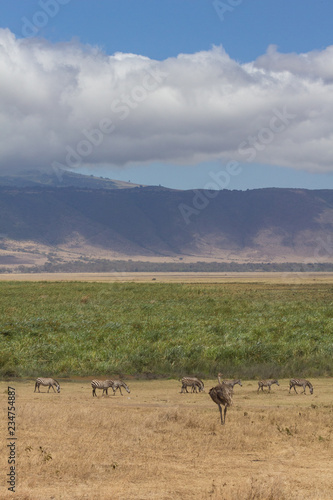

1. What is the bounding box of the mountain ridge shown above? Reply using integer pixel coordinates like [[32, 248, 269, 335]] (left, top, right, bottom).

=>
[[0, 168, 147, 190], [0, 175, 332, 269]]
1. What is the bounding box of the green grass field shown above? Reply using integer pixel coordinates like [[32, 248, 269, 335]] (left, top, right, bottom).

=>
[[1, 280, 333, 378]]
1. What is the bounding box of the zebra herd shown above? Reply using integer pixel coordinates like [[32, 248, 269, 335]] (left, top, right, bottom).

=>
[[257, 378, 313, 395], [33, 375, 314, 425], [33, 377, 131, 397], [91, 379, 131, 397], [180, 375, 314, 425]]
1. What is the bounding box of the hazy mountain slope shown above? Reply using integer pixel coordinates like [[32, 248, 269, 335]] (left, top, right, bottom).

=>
[[0, 185, 332, 264], [0, 169, 144, 189]]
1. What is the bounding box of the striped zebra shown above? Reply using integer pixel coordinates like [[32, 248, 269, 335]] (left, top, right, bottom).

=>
[[289, 378, 313, 395], [34, 377, 60, 393], [222, 379, 242, 389], [111, 380, 131, 396], [180, 377, 204, 394], [91, 380, 114, 397], [217, 374, 242, 389], [257, 379, 279, 393], [191, 382, 203, 393], [189, 380, 204, 393]]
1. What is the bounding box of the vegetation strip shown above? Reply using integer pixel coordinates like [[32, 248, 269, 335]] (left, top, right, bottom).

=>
[[0, 281, 332, 378]]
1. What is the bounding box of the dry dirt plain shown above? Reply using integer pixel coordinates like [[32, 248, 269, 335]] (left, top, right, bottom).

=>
[[0, 271, 333, 284], [1, 378, 333, 500]]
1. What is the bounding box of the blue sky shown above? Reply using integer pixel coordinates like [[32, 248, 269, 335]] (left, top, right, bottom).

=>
[[1, 0, 333, 190]]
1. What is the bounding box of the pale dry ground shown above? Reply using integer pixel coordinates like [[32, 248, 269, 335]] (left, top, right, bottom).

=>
[[1, 379, 333, 499], [4, 237, 330, 269], [0, 271, 333, 284], [1, 237, 333, 270]]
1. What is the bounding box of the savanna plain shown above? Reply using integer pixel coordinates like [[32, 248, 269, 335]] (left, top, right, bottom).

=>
[[1, 273, 333, 499], [1, 379, 333, 499]]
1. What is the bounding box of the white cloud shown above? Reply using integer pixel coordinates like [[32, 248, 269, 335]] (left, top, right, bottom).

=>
[[0, 29, 333, 174]]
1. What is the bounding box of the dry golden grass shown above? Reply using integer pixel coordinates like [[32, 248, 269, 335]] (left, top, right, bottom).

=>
[[1, 378, 333, 499]]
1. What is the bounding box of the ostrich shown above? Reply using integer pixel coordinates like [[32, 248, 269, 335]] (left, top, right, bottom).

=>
[[209, 383, 233, 425]]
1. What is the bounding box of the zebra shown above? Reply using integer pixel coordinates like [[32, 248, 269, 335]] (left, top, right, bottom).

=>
[[257, 379, 279, 393], [180, 377, 204, 393], [187, 380, 204, 393], [190, 381, 203, 393], [289, 378, 313, 395], [223, 379, 242, 389], [217, 373, 242, 389], [34, 377, 60, 393], [111, 380, 131, 396], [91, 380, 114, 397]]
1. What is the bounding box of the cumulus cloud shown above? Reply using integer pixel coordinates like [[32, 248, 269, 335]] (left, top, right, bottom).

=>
[[0, 28, 333, 174]]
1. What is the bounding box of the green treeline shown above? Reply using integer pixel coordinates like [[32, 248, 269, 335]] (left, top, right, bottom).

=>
[[0, 281, 332, 379], [1, 259, 333, 274]]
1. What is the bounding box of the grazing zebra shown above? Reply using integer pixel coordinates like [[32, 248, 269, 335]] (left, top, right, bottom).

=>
[[257, 379, 279, 393], [289, 378, 313, 395], [111, 380, 131, 396], [217, 373, 242, 389], [91, 380, 114, 397], [190, 381, 203, 393], [209, 384, 233, 425], [34, 378, 60, 393], [180, 377, 204, 394], [185, 380, 203, 393]]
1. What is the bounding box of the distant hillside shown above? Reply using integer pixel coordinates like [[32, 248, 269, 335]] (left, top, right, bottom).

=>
[[0, 182, 332, 270], [0, 169, 145, 189]]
